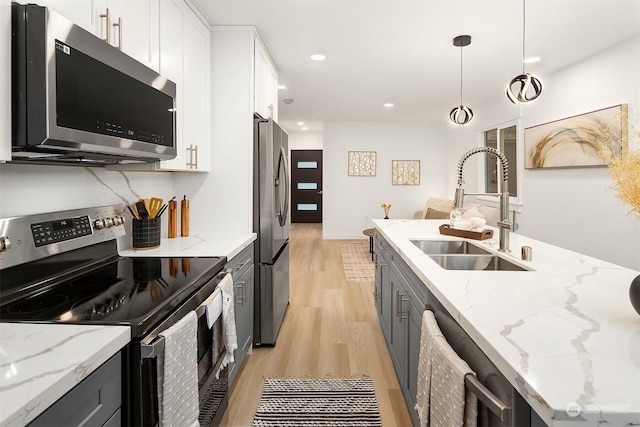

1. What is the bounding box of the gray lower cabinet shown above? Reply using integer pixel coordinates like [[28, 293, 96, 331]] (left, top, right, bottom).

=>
[[226, 243, 254, 385], [29, 352, 122, 427], [374, 234, 392, 346], [375, 232, 427, 427]]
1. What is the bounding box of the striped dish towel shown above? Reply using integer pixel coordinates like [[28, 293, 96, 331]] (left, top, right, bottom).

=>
[[157, 310, 200, 427]]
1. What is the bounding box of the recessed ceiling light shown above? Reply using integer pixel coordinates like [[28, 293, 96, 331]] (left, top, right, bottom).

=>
[[297, 121, 305, 126], [302, 127, 309, 131], [277, 85, 286, 90], [523, 56, 541, 64], [310, 54, 326, 61], [383, 103, 394, 107]]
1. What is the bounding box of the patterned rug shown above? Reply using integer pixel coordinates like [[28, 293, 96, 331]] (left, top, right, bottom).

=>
[[252, 378, 382, 426], [341, 240, 375, 282]]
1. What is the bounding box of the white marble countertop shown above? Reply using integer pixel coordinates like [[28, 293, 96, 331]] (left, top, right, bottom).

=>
[[118, 232, 256, 260], [0, 324, 130, 427], [374, 219, 640, 427]]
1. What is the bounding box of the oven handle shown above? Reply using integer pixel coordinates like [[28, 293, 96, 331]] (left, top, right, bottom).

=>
[[141, 271, 230, 360]]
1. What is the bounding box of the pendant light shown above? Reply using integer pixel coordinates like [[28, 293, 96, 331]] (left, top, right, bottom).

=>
[[506, 0, 543, 104], [449, 35, 473, 125]]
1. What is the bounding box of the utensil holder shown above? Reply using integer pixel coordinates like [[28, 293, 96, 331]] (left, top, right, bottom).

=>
[[132, 218, 161, 249]]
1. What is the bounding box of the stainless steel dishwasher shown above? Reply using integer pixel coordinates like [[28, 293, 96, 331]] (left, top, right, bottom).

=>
[[426, 298, 544, 426]]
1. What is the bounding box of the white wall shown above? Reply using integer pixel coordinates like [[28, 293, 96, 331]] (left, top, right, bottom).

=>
[[288, 132, 323, 150], [445, 35, 640, 270], [324, 121, 446, 239]]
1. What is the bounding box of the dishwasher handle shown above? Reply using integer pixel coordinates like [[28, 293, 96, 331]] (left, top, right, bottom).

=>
[[465, 374, 510, 422]]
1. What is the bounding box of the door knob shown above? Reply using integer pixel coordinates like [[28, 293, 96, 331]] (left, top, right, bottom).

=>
[[317, 190, 323, 194]]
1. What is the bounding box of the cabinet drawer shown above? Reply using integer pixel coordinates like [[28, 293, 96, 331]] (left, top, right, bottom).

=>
[[29, 352, 122, 427], [227, 244, 254, 279]]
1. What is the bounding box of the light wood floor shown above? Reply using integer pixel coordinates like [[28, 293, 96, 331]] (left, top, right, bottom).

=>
[[221, 223, 412, 427]]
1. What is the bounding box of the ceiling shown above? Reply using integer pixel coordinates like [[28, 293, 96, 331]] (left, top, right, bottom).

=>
[[190, 0, 640, 133]]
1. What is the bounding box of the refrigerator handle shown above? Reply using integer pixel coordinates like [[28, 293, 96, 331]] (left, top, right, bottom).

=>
[[277, 146, 290, 227]]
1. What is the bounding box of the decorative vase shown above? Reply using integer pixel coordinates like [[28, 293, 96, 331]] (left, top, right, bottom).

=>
[[630, 274, 640, 316]]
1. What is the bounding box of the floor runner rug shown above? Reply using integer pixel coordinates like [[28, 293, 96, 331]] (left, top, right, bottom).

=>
[[341, 240, 375, 283], [252, 378, 382, 426]]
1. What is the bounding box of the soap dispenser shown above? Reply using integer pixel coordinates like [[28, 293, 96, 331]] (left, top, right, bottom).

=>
[[449, 207, 462, 227]]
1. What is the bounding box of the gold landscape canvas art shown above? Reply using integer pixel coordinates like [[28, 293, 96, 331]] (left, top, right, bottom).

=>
[[524, 104, 628, 169]]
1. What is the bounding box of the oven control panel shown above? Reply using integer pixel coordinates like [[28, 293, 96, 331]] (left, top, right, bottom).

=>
[[0, 205, 127, 270], [30, 216, 93, 247]]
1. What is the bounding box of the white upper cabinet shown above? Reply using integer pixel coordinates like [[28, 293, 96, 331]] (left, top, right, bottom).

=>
[[34, 0, 95, 33], [254, 37, 278, 121], [107, 0, 210, 172], [1, 0, 10, 162], [93, 0, 160, 71], [154, 0, 210, 172], [36, 0, 160, 71]]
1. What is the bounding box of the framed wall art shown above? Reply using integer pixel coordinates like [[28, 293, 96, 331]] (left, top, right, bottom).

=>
[[348, 151, 377, 176], [524, 104, 628, 169], [392, 160, 420, 185]]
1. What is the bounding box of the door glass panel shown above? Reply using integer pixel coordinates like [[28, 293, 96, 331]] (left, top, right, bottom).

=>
[[297, 204, 318, 211], [297, 182, 318, 190], [297, 161, 317, 169]]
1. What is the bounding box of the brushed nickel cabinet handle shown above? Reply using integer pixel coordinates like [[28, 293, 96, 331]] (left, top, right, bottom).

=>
[[113, 17, 122, 50], [100, 8, 111, 43]]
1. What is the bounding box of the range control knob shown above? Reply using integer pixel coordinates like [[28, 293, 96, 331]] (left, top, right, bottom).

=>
[[113, 216, 122, 226], [119, 216, 126, 225], [104, 218, 114, 228], [94, 219, 105, 230], [0, 236, 11, 253]]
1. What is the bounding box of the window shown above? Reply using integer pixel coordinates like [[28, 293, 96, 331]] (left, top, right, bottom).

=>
[[483, 124, 518, 197]]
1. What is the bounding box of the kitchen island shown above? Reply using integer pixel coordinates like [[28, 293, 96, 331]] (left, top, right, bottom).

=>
[[374, 219, 640, 426]]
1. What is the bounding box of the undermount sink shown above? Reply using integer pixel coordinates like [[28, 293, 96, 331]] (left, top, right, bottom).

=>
[[410, 239, 529, 271], [427, 255, 528, 271], [410, 239, 491, 255]]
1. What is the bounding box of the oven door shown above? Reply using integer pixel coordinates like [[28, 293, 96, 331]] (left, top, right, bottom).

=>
[[129, 272, 230, 427]]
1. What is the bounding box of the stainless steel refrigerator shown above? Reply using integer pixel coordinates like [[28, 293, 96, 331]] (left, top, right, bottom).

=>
[[253, 115, 290, 346]]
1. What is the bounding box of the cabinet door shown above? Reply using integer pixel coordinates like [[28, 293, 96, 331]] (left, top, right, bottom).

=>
[[254, 38, 278, 120], [181, 10, 210, 171], [254, 39, 270, 118], [0, 0, 10, 162], [235, 266, 254, 356], [157, 0, 185, 169], [104, 0, 159, 71], [267, 64, 278, 121], [36, 0, 94, 32], [389, 269, 407, 379]]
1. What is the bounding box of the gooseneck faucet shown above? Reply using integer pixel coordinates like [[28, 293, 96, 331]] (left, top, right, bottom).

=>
[[454, 146, 515, 252]]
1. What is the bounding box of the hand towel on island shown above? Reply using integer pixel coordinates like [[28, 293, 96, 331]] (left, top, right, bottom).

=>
[[415, 310, 444, 426], [215, 273, 237, 379], [157, 310, 200, 427]]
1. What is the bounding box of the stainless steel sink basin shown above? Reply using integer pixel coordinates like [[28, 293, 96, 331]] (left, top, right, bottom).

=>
[[428, 255, 528, 271], [410, 239, 491, 255]]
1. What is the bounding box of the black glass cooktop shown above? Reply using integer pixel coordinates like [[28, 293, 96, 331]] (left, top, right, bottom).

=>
[[0, 249, 225, 337]]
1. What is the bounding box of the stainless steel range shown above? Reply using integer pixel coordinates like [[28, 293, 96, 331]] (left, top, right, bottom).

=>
[[0, 205, 228, 426]]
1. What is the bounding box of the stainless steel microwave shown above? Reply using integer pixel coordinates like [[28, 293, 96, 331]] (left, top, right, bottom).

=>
[[11, 3, 177, 165]]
